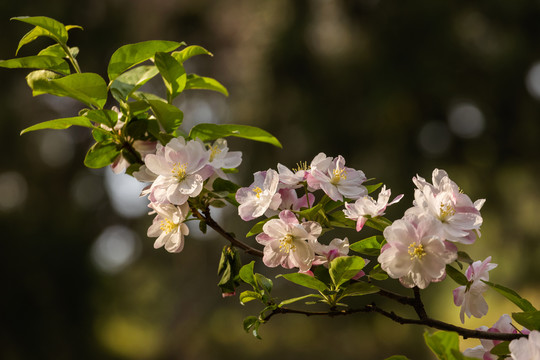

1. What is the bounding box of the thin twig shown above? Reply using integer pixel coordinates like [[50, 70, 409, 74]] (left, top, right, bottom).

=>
[[191, 206, 264, 257]]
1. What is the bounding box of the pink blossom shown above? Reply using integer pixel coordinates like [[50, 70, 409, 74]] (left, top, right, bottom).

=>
[[255, 210, 322, 272], [453, 256, 497, 323], [343, 185, 403, 231], [406, 169, 485, 244], [203, 138, 242, 179], [236, 170, 281, 221], [378, 214, 457, 289], [510, 331, 540, 360], [144, 137, 211, 205], [307, 153, 367, 201], [463, 314, 517, 359], [147, 202, 190, 253], [277, 162, 310, 189]]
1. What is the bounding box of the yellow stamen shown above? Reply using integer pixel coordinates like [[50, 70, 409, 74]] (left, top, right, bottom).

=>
[[252, 186, 263, 198], [331, 167, 347, 184], [408, 242, 426, 260], [292, 161, 310, 172], [172, 163, 188, 181], [279, 234, 296, 253], [209, 145, 222, 162], [439, 203, 455, 220], [160, 219, 177, 234]]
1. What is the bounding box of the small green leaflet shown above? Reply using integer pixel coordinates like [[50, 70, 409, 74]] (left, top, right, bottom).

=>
[[110, 65, 160, 101], [278, 273, 328, 292], [20, 116, 93, 135], [512, 310, 540, 331], [107, 40, 183, 81], [482, 280, 537, 312], [84, 141, 120, 168], [12, 16, 69, 54], [0, 56, 70, 75], [349, 235, 385, 256], [189, 123, 282, 148], [329, 256, 365, 288], [185, 74, 228, 96], [172, 45, 213, 63], [154, 52, 186, 100]]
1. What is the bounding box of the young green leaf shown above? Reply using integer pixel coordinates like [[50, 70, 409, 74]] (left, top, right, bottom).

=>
[[28, 72, 108, 108], [172, 45, 213, 63], [110, 65, 160, 102], [365, 217, 392, 231], [384, 356, 411, 360], [482, 281, 537, 312], [107, 40, 183, 81], [278, 294, 323, 307], [329, 256, 365, 288], [147, 100, 184, 134], [84, 109, 118, 128], [246, 217, 275, 237], [255, 273, 273, 294], [369, 264, 388, 281], [423, 331, 461, 360], [12, 16, 69, 53], [185, 74, 228, 96], [0, 56, 70, 75], [239, 261, 257, 289], [365, 182, 383, 194], [512, 310, 540, 331], [349, 235, 385, 256], [278, 273, 328, 292], [211, 178, 240, 193], [490, 341, 510, 357], [154, 52, 186, 100], [84, 141, 120, 168], [327, 211, 356, 229], [341, 281, 379, 297], [20, 116, 94, 135], [445, 265, 469, 286], [239, 290, 261, 305], [189, 123, 282, 148]]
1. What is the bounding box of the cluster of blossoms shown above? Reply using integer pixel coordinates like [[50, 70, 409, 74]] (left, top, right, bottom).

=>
[[235, 152, 402, 275], [463, 314, 540, 360], [130, 136, 242, 253], [377, 169, 492, 322]]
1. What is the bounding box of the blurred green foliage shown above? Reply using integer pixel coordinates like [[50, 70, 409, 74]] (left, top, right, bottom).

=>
[[2, 0, 540, 359]]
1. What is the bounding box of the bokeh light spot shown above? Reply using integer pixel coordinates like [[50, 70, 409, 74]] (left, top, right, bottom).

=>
[[91, 225, 141, 274], [447, 102, 485, 139]]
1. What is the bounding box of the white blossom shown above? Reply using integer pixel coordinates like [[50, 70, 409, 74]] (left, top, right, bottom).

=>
[[147, 202, 190, 253], [378, 214, 457, 289], [343, 185, 403, 231], [510, 331, 540, 360], [236, 169, 281, 221]]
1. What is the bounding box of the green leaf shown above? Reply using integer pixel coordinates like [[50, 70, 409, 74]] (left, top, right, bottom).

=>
[[107, 40, 183, 81], [327, 211, 356, 229], [369, 264, 388, 281], [190, 123, 282, 148], [278, 294, 323, 307], [255, 273, 273, 294], [28, 72, 108, 108], [482, 281, 537, 312], [84, 109, 118, 128], [239, 290, 261, 305], [329, 256, 365, 288], [147, 99, 184, 134], [37, 44, 68, 58], [278, 273, 328, 292], [365, 182, 383, 194], [172, 45, 213, 63], [212, 178, 240, 193], [0, 56, 70, 75], [341, 281, 379, 297], [155, 52, 186, 100], [385, 356, 411, 360], [84, 141, 120, 168], [512, 311, 540, 331], [490, 341, 510, 357], [365, 217, 392, 231], [12, 16, 69, 53], [457, 251, 474, 266], [242, 316, 262, 339], [20, 116, 94, 135], [246, 217, 275, 237], [445, 265, 469, 286], [110, 65, 160, 102], [185, 74, 228, 96], [239, 261, 257, 289], [424, 331, 461, 360], [349, 235, 385, 256]]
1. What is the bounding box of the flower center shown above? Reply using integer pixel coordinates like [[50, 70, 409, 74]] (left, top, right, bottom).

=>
[[252, 186, 263, 198], [160, 219, 177, 234], [279, 234, 296, 253], [408, 242, 426, 260], [209, 145, 222, 162], [172, 163, 188, 181], [292, 161, 309, 173], [439, 203, 455, 221], [331, 167, 347, 184]]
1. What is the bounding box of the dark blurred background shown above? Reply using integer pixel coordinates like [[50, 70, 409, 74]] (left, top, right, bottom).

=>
[[1, 0, 540, 359]]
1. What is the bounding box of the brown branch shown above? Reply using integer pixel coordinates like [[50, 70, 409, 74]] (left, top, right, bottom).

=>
[[190, 206, 264, 257], [262, 303, 527, 342]]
